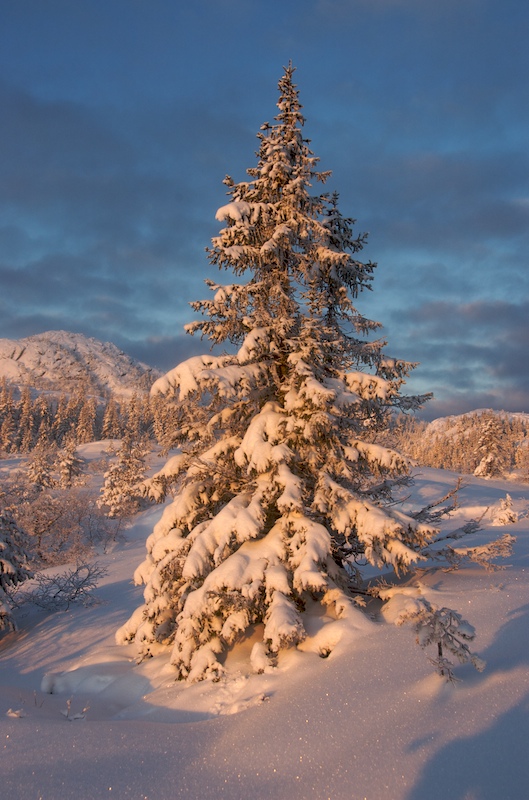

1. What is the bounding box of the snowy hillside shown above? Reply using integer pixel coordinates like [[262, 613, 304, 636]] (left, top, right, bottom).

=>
[[389, 408, 529, 479], [0, 331, 159, 397], [1, 458, 528, 799], [424, 408, 529, 439]]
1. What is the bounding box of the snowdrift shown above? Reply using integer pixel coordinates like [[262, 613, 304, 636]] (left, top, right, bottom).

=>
[[1, 467, 528, 800]]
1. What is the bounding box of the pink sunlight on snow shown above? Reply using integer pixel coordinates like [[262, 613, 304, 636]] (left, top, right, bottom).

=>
[[1, 445, 528, 799]]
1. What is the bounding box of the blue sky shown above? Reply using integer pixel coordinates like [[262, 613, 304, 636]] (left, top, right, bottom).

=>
[[1, 0, 528, 419]]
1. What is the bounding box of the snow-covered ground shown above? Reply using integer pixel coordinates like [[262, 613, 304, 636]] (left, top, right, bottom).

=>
[[1, 464, 528, 800]]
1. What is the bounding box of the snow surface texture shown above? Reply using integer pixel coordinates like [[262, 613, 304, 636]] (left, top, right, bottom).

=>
[[0, 331, 159, 398], [1, 462, 528, 799]]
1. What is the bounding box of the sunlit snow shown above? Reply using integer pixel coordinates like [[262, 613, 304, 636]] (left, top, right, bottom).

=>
[[1, 458, 528, 799]]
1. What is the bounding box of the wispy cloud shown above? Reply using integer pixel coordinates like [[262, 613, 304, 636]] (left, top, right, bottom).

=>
[[0, 0, 527, 417]]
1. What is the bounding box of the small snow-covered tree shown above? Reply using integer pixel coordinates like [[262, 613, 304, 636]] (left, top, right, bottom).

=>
[[76, 397, 98, 444], [33, 396, 53, 447], [1, 472, 118, 566], [493, 493, 518, 526], [515, 440, 529, 481], [16, 386, 35, 453], [64, 392, 84, 439], [474, 413, 509, 478], [379, 586, 485, 682], [57, 434, 84, 488], [101, 397, 123, 440], [0, 378, 13, 423], [0, 407, 17, 454], [52, 394, 73, 445], [98, 434, 148, 518], [118, 65, 435, 681], [151, 393, 175, 453], [0, 511, 32, 631], [26, 443, 57, 490]]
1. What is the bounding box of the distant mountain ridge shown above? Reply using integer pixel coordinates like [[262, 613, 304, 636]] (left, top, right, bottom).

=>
[[0, 331, 160, 397], [423, 408, 529, 439]]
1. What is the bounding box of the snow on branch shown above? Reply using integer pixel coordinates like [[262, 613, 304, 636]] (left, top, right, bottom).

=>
[[342, 370, 392, 402], [215, 201, 252, 224], [150, 354, 232, 399], [438, 533, 516, 572], [379, 584, 485, 681], [234, 402, 293, 473]]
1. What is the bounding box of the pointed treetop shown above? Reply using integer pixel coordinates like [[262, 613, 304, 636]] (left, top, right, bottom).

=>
[[275, 61, 305, 127]]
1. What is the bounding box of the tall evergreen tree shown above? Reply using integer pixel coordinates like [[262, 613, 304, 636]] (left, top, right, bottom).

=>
[[76, 397, 98, 444], [101, 397, 123, 440], [98, 433, 148, 518], [118, 66, 433, 681], [515, 438, 529, 479], [474, 413, 509, 478], [53, 394, 73, 445], [0, 378, 13, 424], [57, 434, 84, 488], [0, 380, 17, 454], [17, 386, 35, 453], [32, 395, 54, 448], [64, 391, 85, 442], [124, 393, 143, 441], [0, 408, 17, 454], [26, 442, 57, 490], [152, 393, 179, 454]]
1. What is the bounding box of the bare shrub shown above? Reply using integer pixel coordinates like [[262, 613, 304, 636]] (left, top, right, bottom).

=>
[[1, 477, 123, 567], [15, 562, 108, 611]]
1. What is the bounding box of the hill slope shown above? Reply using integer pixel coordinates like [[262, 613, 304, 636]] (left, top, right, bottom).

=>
[[0, 331, 159, 397], [424, 408, 529, 438]]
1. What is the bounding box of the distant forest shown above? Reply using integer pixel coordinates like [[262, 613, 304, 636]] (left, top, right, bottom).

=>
[[381, 410, 529, 480], [1, 378, 528, 483], [0, 378, 174, 455]]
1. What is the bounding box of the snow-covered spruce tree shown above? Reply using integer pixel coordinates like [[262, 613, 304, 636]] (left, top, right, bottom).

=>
[[117, 65, 435, 681], [76, 397, 98, 444], [473, 413, 509, 478], [101, 397, 123, 440], [52, 394, 73, 445], [493, 493, 518, 526], [17, 386, 35, 453], [33, 396, 53, 447], [26, 442, 57, 490], [98, 433, 148, 518], [0, 511, 32, 631], [57, 434, 84, 489], [1, 407, 17, 455]]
